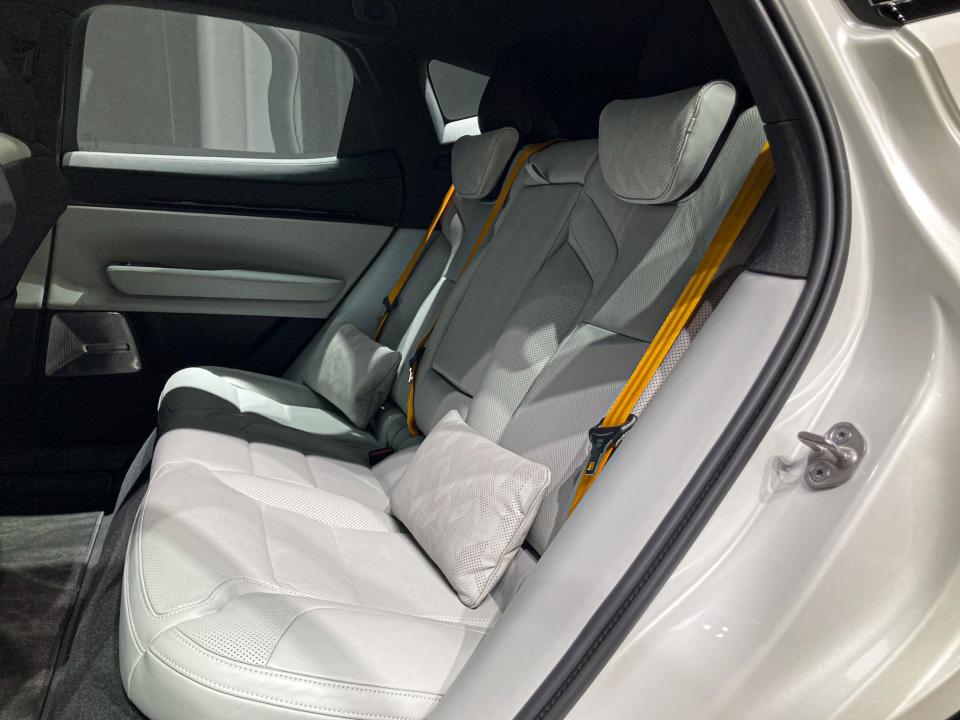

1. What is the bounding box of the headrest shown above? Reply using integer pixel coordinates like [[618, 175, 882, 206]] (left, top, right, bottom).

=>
[[477, 50, 559, 143], [599, 81, 736, 204], [0, 132, 31, 166], [452, 127, 519, 200]]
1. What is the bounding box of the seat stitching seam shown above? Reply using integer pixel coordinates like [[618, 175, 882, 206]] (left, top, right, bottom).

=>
[[476, 478, 553, 601], [127, 505, 148, 652], [146, 577, 306, 618], [257, 500, 283, 588], [328, 528, 364, 606], [215, 473, 395, 533], [165, 632, 442, 703], [150, 648, 433, 720], [137, 569, 494, 627]]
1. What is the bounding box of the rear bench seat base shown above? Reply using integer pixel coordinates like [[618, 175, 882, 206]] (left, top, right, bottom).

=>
[[120, 456, 503, 720], [151, 428, 409, 509]]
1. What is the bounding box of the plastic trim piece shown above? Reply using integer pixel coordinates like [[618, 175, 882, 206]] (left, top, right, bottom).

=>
[[64, 151, 338, 178], [105, 265, 344, 303]]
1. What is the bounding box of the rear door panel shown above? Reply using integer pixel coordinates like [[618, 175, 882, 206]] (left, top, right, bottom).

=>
[[49, 206, 392, 318]]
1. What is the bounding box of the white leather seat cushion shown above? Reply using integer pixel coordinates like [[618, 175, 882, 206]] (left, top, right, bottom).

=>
[[152, 428, 405, 511], [121, 459, 501, 720]]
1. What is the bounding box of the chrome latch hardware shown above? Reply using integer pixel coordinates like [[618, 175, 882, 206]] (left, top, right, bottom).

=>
[[797, 422, 865, 490]]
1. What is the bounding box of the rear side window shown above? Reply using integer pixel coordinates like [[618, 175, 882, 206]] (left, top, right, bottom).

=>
[[428, 60, 488, 122], [77, 6, 354, 158], [426, 60, 489, 144]]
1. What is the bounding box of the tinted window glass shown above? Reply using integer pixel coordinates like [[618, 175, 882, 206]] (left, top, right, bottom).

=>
[[78, 6, 354, 157], [428, 59, 488, 122]]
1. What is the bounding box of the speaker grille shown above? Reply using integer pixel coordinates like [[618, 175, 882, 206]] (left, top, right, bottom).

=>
[[46, 312, 141, 377]]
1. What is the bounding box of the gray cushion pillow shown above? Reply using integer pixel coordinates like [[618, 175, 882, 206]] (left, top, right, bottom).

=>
[[308, 323, 402, 428], [389, 410, 551, 608]]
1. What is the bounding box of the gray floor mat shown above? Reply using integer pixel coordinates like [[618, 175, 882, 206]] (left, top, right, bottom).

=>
[[41, 485, 147, 720], [0, 512, 100, 720]]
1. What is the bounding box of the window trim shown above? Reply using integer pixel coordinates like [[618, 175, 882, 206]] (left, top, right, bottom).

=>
[[424, 75, 480, 145], [62, 150, 339, 178]]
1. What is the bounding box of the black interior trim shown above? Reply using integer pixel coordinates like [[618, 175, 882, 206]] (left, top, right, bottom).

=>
[[62, 161, 403, 225], [839, 0, 959, 26], [519, 0, 851, 716]]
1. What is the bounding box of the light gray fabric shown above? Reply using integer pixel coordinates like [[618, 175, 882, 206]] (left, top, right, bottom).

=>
[[599, 81, 735, 204], [508, 108, 766, 552], [467, 243, 593, 442], [156, 127, 494, 447], [465, 155, 674, 444], [414, 140, 598, 434], [379, 237, 454, 351], [306, 323, 401, 429], [451, 128, 519, 199], [389, 410, 550, 608], [591, 106, 764, 339], [501, 324, 645, 553]]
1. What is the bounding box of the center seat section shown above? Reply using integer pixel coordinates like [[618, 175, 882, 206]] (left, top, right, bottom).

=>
[[148, 135, 600, 508], [156, 51, 560, 460], [121, 79, 768, 720]]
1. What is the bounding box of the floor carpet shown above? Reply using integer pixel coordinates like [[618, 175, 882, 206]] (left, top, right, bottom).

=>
[[0, 512, 100, 720], [41, 485, 147, 720]]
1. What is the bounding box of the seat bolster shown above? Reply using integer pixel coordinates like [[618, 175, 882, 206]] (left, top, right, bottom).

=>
[[159, 367, 382, 456], [160, 367, 322, 410]]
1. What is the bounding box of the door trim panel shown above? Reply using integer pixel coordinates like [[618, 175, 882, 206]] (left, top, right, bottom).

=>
[[105, 266, 344, 302], [48, 206, 393, 318]]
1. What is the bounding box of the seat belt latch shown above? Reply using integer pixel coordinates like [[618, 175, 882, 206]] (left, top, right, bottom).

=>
[[369, 447, 396, 466], [584, 414, 638, 476], [408, 346, 426, 384]]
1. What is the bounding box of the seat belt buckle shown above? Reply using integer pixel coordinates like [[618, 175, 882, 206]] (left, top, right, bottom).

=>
[[408, 346, 426, 384], [368, 447, 395, 467], [584, 414, 638, 475]]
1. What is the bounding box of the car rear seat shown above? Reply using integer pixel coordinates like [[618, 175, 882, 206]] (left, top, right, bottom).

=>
[[156, 53, 560, 459], [120, 82, 766, 720]]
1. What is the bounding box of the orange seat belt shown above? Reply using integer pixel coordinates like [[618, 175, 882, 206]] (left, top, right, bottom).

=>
[[405, 140, 556, 435], [374, 184, 456, 341], [568, 142, 775, 515]]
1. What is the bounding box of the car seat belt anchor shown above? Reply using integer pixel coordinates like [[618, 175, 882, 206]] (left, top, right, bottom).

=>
[[584, 413, 638, 475]]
